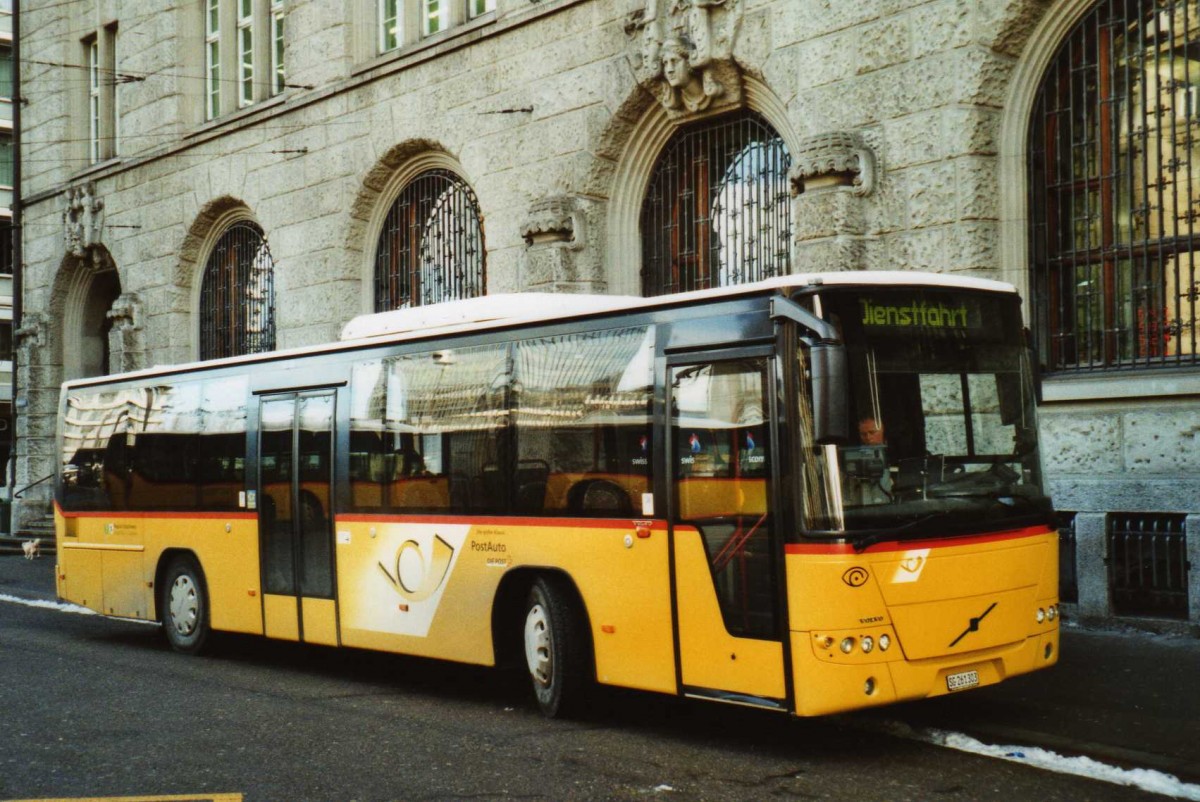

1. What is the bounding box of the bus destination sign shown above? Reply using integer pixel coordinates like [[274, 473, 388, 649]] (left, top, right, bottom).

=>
[[859, 297, 982, 330]]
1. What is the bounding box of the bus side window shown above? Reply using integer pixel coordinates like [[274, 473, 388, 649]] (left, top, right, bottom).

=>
[[514, 326, 654, 518]]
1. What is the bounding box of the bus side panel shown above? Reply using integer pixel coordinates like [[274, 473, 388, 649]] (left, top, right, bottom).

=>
[[335, 518, 677, 695], [673, 528, 786, 699], [142, 514, 263, 635], [787, 529, 1059, 716], [55, 513, 144, 618], [56, 512, 105, 615]]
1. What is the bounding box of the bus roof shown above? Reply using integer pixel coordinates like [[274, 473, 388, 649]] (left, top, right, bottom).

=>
[[62, 271, 1018, 390]]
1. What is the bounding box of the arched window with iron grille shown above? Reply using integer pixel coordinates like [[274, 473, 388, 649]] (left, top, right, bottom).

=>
[[374, 168, 485, 311], [199, 220, 276, 360], [1029, 0, 1200, 372], [641, 110, 792, 297]]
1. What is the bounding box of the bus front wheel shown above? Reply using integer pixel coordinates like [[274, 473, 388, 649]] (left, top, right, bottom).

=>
[[523, 576, 586, 717], [161, 555, 210, 655]]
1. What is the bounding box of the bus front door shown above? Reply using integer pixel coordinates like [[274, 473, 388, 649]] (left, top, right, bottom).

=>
[[257, 391, 339, 646], [668, 353, 788, 710]]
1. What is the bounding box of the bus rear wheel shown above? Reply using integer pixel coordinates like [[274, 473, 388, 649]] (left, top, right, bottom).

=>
[[161, 555, 210, 655], [523, 576, 587, 718]]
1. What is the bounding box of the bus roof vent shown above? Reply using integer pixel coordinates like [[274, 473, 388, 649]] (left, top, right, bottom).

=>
[[340, 294, 641, 341]]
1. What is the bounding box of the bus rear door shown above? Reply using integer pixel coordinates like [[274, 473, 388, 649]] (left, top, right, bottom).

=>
[[257, 390, 339, 646], [667, 349, 787, 709]]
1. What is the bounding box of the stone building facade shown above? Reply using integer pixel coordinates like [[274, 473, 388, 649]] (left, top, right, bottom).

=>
[[16, 0, 1200, 628]]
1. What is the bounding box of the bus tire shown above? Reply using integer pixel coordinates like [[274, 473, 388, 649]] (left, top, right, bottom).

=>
[[523, 576, 587, 718], [161, 555, 210, 655]]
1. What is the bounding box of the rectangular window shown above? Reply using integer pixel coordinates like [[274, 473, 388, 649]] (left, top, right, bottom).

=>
[[0, 45, 12, 100], [469, 0, 494, 18], [238, 0, 254, 107], [379, 0, 399, 52], [0, 134, 13, 188], [349, 343, 511, 514], [206, 0, 221, 118], [422, 0, 443, 36], [59, 378, 248, 513], [515, 327, 654, 516], [88, 40, 100, 163], [271, 0, 285, 95]]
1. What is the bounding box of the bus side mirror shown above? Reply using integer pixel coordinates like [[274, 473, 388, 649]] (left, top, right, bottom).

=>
[[810, 342, 849, 445]]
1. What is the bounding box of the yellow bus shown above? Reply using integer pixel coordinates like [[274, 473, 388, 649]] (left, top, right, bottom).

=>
[[55, 273, 1059, 717]]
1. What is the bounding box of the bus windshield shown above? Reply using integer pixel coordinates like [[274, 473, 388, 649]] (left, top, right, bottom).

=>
[[797, 287, 1052, 540]]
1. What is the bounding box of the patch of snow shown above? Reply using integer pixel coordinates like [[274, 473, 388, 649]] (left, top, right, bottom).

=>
[[927, 728, 1200, 801], [0, 593, 98, 615]]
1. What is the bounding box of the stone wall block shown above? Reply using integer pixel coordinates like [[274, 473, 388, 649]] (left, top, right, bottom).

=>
[[945, 107, 1001, 157], [1048, 477, 1200, 515], [953, 46, 1014, 108], [909, 0, 973, 58], [794, 190, 863, 241], [1039, 410, 1123, 475], [974, 0, 1055, 58], [777, 0, 884, 46], [956, 156, 1000, 221], [1072, 513, 1112, 619], [793, 236, 868, 274], [852, 17, 913, 76], [1187, 514, 1200, 624], [883, 111, 945, 171], [904, 161, 957, 229], [1124, 410, 1200, 473]]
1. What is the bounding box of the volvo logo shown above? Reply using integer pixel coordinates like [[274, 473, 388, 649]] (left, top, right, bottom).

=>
[[949, 602, 997, 648], [842, 567, 870, 588]]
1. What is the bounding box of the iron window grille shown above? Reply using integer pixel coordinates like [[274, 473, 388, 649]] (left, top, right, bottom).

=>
[[641, 110, 792, 297], [1029, 0, 1200, 373], [1107, 512, 1189, 618], [374, 168, 485, 312], [1057, 511, 1080, 603], [199, 221, 276, 360]]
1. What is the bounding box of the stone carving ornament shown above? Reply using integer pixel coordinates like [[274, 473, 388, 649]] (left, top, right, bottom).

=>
[[63, 182, 106, 260], [789, 131, 877, 197], [520, 195, 587, 250], [624, 0, 744, 118]]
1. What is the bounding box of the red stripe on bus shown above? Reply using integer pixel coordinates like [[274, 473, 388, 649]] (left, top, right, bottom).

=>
[[784, 526, 1053, 555], [336, 513, 668, 530], [55, 504, 258, 521]]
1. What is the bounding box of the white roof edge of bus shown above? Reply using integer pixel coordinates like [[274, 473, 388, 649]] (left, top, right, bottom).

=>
[[61, 271, 1018, 390], [338, 293, 644, 341]]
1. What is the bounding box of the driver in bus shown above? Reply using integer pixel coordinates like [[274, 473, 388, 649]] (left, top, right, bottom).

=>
[[843, 416, 892, 505]]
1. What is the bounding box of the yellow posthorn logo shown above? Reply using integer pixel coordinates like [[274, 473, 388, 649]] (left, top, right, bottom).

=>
[[378, 534, 456, 603]]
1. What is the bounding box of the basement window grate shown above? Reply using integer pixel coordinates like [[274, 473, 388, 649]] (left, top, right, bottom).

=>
[[1107, 513, 1189, 619]]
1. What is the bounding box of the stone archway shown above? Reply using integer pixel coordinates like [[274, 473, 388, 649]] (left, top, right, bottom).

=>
[[55, 246, 123, 382]]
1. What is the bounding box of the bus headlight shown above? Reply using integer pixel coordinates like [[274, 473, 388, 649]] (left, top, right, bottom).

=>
[[860, 636, 874, 654], [1048, 605, 1058, 621], [840, 637, 856, 654], [1036, 607, 1046, 624], [878, 634, 890, 651]]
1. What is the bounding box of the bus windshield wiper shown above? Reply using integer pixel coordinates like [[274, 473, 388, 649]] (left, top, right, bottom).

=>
[[851, 514, 944, 553]]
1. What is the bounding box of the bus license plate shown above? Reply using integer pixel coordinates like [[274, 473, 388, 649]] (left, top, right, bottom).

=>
[[946, 670, 979, 692]]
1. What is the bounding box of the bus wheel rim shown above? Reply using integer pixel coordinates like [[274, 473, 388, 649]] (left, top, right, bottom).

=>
[[524, 603, 552, 687], [169, 575, 198, 637]]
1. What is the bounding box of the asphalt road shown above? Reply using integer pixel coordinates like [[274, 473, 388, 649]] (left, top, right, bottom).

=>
[[1, 555, 1197, 801]]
